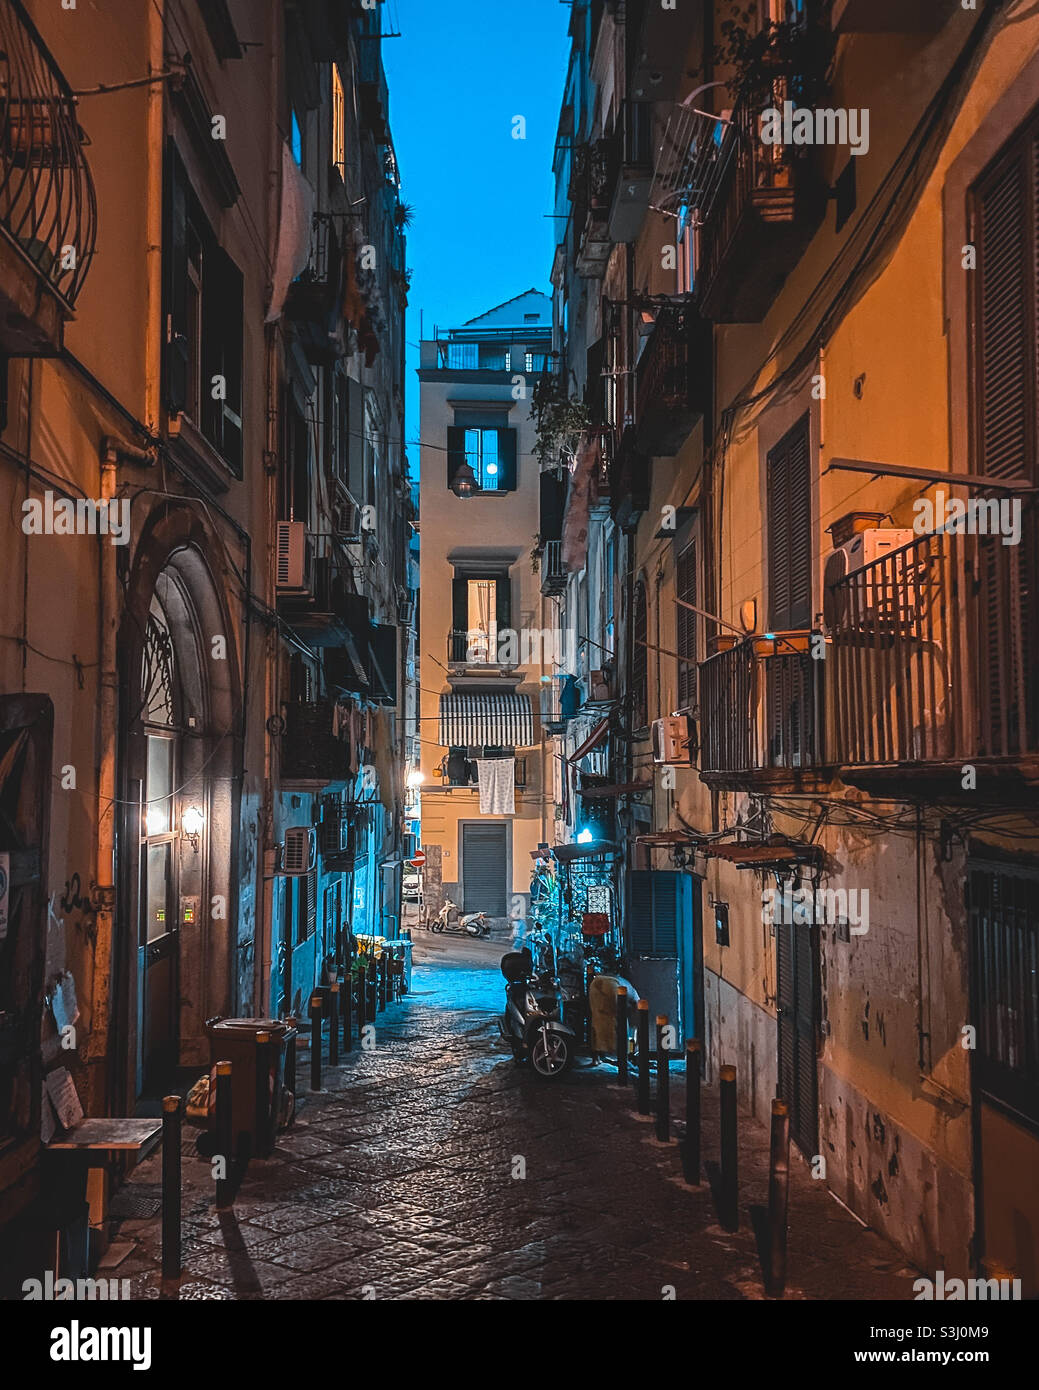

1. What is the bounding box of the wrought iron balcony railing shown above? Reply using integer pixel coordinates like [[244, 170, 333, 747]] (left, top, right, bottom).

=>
[[541, 539, 567, 597], [699, 634, 825, 785], [697, 71, 826, 323], [447, 629, 518, 668], [0, 0, 96, 327], [828, 520, 1039, 773], [280, 700, 352, 785], [635, 304, 710, 456]]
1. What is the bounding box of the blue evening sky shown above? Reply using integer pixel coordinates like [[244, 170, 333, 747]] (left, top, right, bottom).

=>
[[381, 0, 570, 470]]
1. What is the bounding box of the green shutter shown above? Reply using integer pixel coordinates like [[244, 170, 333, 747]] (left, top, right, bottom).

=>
[[497, 428, 517, 490], [447, 425, 465, 488]]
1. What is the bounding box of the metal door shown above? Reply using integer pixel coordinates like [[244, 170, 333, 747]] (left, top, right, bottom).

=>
[[776, 914, 819, 1157], [461, 822, 508, 917]]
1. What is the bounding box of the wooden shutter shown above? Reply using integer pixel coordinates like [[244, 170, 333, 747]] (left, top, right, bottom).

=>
[[973, 118, 1038, 483], [767, 414, 812, 631], [776, 913, 819, 1158], [162, 142, 189, 415], [629, 870, 680, 956], [451, 575, 467, 632], [495, 574, 512, 630], [202, 244, 243, 474], [447, 425, 465, 488], [676, 539, 697, 709], [497, 428, 518, 490], [632, 579, 648, 730]]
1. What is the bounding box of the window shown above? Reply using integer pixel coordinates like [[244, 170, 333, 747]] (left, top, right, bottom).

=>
[[332, 66, 346, 178], [525, 352, 534, 373], [447, 342, 478, 370], [969, 862, 1039, 1123], [163, 143, 244, 475], [632, 578, 648, 731], [446, 425, 517, 492], [450, 570, 511, 660], [524, 312, 540, 323], [676, 540, 697, 709], [971, 108, 1039, 482]]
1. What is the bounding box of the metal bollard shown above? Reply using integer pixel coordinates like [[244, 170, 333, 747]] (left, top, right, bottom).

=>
[[767, 1099, 790, 1297], [615, 987, 628, 1084], [683, 1039, 702, 1185], [215, 1060, 233, 1208], [343, 974, 354, 1051], [636, 1000, 651, 1115], [255, 1032, 271, 1159], [329, 984, 339, 1067], [720, 1063, 738, 1232], [284, 1018, 297, 1105], [310, 995, 323, 1092], [161, 1095, 181, 1279], [655, 1016, 671, 1142], [366, 959, 377, 1022]]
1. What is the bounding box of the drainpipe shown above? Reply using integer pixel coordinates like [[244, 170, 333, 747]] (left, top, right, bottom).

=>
[[83, 440, 123, 1081]]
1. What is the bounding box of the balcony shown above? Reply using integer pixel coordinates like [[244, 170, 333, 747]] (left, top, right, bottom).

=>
[[280, 700, 352, 787], [0, 0, 97, 355], [358, 41, 390, 143], [607, 102, 654, 245], [698, 634, 826, 788], [437, 753, 528, 790], [635, 304, 711, 456], [698, 73, 826, 323], [571, 139, 614, 278], [279, 555, 364, 649], [540, 674, 580, 735], [447, 629, 518, 671], [611, 425, 650, 531], [284, 213, 343, 358], [541, 539, 567, 597], [829, 522, 1039, 797]]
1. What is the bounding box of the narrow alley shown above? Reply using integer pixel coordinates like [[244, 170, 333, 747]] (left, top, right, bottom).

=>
[[114, 940, 914, 1302]]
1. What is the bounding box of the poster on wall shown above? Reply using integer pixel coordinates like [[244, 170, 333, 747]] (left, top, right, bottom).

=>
[[0, 850, 9, 942]]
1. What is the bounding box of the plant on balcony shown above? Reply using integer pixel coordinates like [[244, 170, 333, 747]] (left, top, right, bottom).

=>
[[530, 536, 541, 574], [532, 375, 590, 468], [716, 3, 835, 111]]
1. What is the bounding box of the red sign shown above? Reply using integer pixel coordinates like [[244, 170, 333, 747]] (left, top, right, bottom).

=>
[[409, 850, 426, 868]]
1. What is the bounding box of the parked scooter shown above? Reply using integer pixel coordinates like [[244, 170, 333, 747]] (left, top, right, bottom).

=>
[[498, 947, 576, 1079], [429, 897, 491, 937]]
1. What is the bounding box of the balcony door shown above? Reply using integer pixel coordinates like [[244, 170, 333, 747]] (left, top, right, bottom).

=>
[[776, 907, 819, 1159], [452, 571, 511, 663]]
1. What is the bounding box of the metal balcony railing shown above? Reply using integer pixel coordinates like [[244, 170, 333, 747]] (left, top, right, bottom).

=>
[[447, 629, 517, 667], [699, 635, 824, 780], [0, 0, 96, 307], [541, 539, 567, 597], [438, 753, 527, 788], [829, 521, 1039, 766], [280, 700, 352, 784], [635, 304, 708, 455]]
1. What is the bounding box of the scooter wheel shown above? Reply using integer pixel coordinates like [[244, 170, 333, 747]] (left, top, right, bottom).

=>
[[530, 1028, 572, 1080]]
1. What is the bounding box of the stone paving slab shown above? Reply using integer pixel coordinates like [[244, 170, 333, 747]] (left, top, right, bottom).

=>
[[113, 949, 920, 1301]]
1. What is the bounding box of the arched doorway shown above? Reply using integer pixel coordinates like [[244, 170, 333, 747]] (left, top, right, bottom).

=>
[[118, 506, 242, 1103]]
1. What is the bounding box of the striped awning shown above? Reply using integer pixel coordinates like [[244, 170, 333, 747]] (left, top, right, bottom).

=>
[[439, 693, 535, 749]]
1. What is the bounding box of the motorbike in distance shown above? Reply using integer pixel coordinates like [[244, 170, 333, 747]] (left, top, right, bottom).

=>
[[428, 896, 491, 937]]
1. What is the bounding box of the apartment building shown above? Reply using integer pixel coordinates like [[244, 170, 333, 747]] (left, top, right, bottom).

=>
[[546, 0, 1038, 1289], [417, 292, 554, 927], [0, 0, 410, 1269]]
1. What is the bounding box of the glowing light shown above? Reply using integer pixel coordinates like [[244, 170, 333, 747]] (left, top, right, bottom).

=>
[[182, 805, 205, 837], [576, 828, 593, 844], [406, 770, 425, 789], [144, 807, 167, 836]]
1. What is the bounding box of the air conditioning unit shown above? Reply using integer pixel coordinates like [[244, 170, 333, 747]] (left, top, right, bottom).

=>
[[318, 809, 350, 856], [651, 714, 695, 764], [276, 521, 309, 591], [823, 527, 915, 630], [588, 668, 612, 702], [282, 826, 316, 876], [332, 501, 360, 541]]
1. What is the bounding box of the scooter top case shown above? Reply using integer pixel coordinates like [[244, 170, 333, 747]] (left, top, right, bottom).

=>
[[500, 948, 533, 983]]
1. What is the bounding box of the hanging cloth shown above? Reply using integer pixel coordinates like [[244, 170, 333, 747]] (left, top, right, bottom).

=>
[[476, 758, 515, 816]]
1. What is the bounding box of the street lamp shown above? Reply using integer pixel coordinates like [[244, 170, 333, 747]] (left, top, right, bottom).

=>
[[182, 804, 205, 851], [406, 769, 424, 789], [449, 460, 479, 498]]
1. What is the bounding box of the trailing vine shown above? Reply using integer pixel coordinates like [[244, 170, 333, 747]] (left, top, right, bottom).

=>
[[531, 374, 590, 468]]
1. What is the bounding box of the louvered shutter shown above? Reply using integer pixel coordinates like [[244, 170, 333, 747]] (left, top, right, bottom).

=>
[[497, 428, 518, 491], [163, 142, 189, 416], [632, 580, 648, 730], [495, 574, 512, 631], [974, 130, 1036, 482], [768, 415, 812, 631], [776, 913, 819, 1159], [676, 539, 697, 708], [629, 871, 680, 956], [447, 425, 465, 488], [452, 575, 467, 632], [202, 244, 244, 475], [972, 119, 1039, 753]]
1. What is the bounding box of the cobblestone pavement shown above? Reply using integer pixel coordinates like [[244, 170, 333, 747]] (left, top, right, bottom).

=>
[[116, 940, 919, 1301]]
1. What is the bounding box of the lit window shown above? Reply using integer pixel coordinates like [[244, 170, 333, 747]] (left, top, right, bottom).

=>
[[291, 110, 303, 166], [465, 428, 502, 490], [525, 352, 534, 373]]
